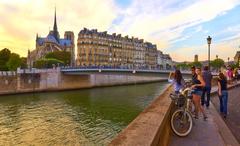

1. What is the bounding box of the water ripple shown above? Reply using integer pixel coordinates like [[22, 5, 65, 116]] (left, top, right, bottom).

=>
[[0, 82, 168, 145]]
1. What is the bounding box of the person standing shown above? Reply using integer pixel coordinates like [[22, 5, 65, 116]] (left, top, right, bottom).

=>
[[217, 72, 228, 118], [191, 66, 207, 120], [238, 67, 240, 81], [201, 66, 212, 108], [191, 66, 197, 83], [168, 69, 185, 94]]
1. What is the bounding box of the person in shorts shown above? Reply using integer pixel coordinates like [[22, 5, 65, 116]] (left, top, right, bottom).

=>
[[191, 67, 207, 120]]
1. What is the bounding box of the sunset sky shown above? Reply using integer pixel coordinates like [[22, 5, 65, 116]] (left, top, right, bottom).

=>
[[0, 0, 240, 62]]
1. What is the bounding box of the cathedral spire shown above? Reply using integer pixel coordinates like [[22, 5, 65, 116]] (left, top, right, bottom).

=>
[[53, 7, 59, 42], [36, 33, 38, 41], [53, 7, 58, 32]]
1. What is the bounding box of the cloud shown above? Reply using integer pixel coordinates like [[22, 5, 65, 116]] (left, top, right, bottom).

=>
[[0, 0, 240, 61], [110, 0, 240, 50], [0, 0, 118, 56], [171, 36, 240, 62]]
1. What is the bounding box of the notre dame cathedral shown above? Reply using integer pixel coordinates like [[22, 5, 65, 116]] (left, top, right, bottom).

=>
[[27, 9, 75, 67]]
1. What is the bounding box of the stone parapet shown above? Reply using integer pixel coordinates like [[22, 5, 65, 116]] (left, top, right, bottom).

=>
[[109, 85, 173, 146]]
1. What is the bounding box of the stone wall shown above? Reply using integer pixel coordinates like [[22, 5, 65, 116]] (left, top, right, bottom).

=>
[[109, 85, 173, 146], [0, 69, 167, 95]]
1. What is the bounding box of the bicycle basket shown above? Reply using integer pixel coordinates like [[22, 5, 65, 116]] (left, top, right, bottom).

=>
[[175, 95, 185, 107]]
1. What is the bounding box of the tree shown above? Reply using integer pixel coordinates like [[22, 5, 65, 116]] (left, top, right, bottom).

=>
[[210, 58, 224, 70], [45, 51, 71, 65], [33, 58, 64, 69], [176, 62, 190, 70], [190, 61, 202, 68], [0, 48, 11, 71], [20, 57, 27, 69], [6, 53, 22, 71]]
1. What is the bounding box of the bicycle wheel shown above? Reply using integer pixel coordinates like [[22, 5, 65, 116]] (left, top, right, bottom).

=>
[[171, 109, 193, 137]]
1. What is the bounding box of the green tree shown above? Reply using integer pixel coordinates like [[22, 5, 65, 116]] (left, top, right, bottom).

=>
[[210, 58, 224, 70], [190, 61, 202, 68], [45, 51, 71, 65], [0, 48, 11, 71], [20, 57, 27, 69], [6, 53, 22, 71], [176, 62, 190, 70], [33, 58, 64, 69]]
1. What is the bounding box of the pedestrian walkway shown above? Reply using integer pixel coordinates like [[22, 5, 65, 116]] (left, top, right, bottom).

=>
[[169, 106, 225, 146], [211, 83, 240, 143], [169, 81, 240, 146]]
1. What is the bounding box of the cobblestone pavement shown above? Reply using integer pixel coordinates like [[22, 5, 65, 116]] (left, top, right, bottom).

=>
[[211, 85, 240, 143]]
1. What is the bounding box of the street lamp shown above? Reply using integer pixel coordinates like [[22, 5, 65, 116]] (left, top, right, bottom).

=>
[[216, 55, 218, 59], [238, 56, 240, 67], [207, 36, 212, 70], [228, 57, 230, 65]]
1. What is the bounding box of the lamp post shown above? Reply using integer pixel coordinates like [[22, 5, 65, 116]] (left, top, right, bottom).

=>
[[237, 55, 240, 67], [228, 57, 230, 65], [207, 36, 212, 71], [216, 55, 218, 59]]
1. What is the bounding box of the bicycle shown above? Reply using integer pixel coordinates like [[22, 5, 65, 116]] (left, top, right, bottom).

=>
[[169, 84, 194, 137]]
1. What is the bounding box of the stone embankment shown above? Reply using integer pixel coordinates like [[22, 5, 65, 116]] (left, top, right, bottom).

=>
[[110, 82, 240, 146], [0, 68, 167, 95]]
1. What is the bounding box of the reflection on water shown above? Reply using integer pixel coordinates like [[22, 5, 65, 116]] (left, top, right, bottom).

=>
[[0, 82, 169, 145]]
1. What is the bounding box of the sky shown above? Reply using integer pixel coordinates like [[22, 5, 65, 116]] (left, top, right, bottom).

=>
[[0, 0, 240, 62]]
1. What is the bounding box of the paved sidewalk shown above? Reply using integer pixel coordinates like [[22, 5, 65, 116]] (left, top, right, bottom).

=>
[[169, 82, 240, 146], [211, 84, 240, 143], [169, 107, 225, 146]]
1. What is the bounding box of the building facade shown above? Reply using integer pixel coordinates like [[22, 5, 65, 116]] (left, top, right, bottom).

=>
[[163, 54, 173, 69], [27, 9, 75, 67], [234, 51, 240, 64], [77, 28, 169, 69], [157, 50, 173, 70], [157, 50, 164, 69]]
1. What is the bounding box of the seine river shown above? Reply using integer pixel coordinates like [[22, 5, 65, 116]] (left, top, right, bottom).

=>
[[0, 82, 169, 145]]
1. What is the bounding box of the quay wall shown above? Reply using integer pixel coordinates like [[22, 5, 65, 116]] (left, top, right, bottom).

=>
[[109, 85, 173, 146], [0, 68, 167, 95]]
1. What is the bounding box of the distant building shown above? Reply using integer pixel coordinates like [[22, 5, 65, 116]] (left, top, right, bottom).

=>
[[77, 28, 165, 69], [234, 51, 240, 64], [163, 54, 173, 70], [145, 42, 158, 69], [194, 54, 198, 62], [157, 50, 164, 69], [27, 9, 75, 67], [156, 50, 174, 70]]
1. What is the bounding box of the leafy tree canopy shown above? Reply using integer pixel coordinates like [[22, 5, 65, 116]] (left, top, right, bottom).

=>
[[0, 48, 11, 71], [45, 51, 71, 65], [6, 53, 22, 71], [210, 58, 224, 69], [190, 61, 202, 68], [33, 58, 64, 69], [20, 57, 27, 69]]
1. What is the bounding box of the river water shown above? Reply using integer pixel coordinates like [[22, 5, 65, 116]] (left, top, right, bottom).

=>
[[0, 82, 169, 145]]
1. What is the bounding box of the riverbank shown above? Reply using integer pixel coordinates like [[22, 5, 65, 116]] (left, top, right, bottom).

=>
[[0, 78, 167, 96], [0, 82, 169, 145], [110, 80, 240, 146], [0, 68, 169, 96], [109, 84, 173, 146]]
